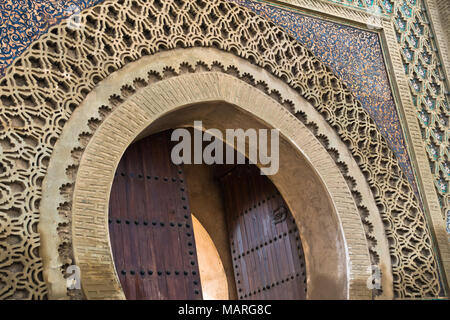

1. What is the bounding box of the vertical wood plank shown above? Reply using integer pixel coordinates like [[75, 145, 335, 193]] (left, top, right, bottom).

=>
[[218, 164, 307, 300]]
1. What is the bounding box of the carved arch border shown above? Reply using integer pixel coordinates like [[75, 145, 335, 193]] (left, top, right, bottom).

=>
[[41, 48, 392, 300], [0, 0, 442, 299], [69, 70, 374, 299]]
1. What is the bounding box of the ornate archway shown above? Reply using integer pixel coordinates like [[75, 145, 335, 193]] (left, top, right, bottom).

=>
[[41, 48, 388, 299], [0, 0, 443, 299], [69, 71, 371, 299]]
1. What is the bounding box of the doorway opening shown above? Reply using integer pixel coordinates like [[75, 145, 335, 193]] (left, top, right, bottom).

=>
[[108, 129, 307, 300]]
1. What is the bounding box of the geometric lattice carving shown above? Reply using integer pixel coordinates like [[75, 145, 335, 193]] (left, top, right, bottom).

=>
[[0, 0, 442, 299], [393, 0, 450, 233]]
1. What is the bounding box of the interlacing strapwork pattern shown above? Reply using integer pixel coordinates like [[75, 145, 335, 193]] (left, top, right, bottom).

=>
[[0, 0, 441, 298], [392, 0, 450, 233]]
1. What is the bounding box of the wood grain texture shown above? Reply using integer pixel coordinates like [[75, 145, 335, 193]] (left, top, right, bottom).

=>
[[218, 164, 307, 300], [109, 131, 202, 300]]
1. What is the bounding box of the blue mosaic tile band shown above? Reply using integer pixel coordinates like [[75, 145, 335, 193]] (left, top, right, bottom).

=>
[[0, 0, 419, 198]]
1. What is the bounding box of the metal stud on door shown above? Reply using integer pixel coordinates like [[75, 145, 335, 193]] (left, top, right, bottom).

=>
[[108, 130, 202, 300]]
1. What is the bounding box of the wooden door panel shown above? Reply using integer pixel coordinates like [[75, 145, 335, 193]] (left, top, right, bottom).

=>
[[219, 165, 307, 300], [109, 131, 202, 300]]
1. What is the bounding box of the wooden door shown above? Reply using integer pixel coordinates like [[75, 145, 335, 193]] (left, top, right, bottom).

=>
[[108, 131, 202, 300], [218, 165, 307, 300]]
